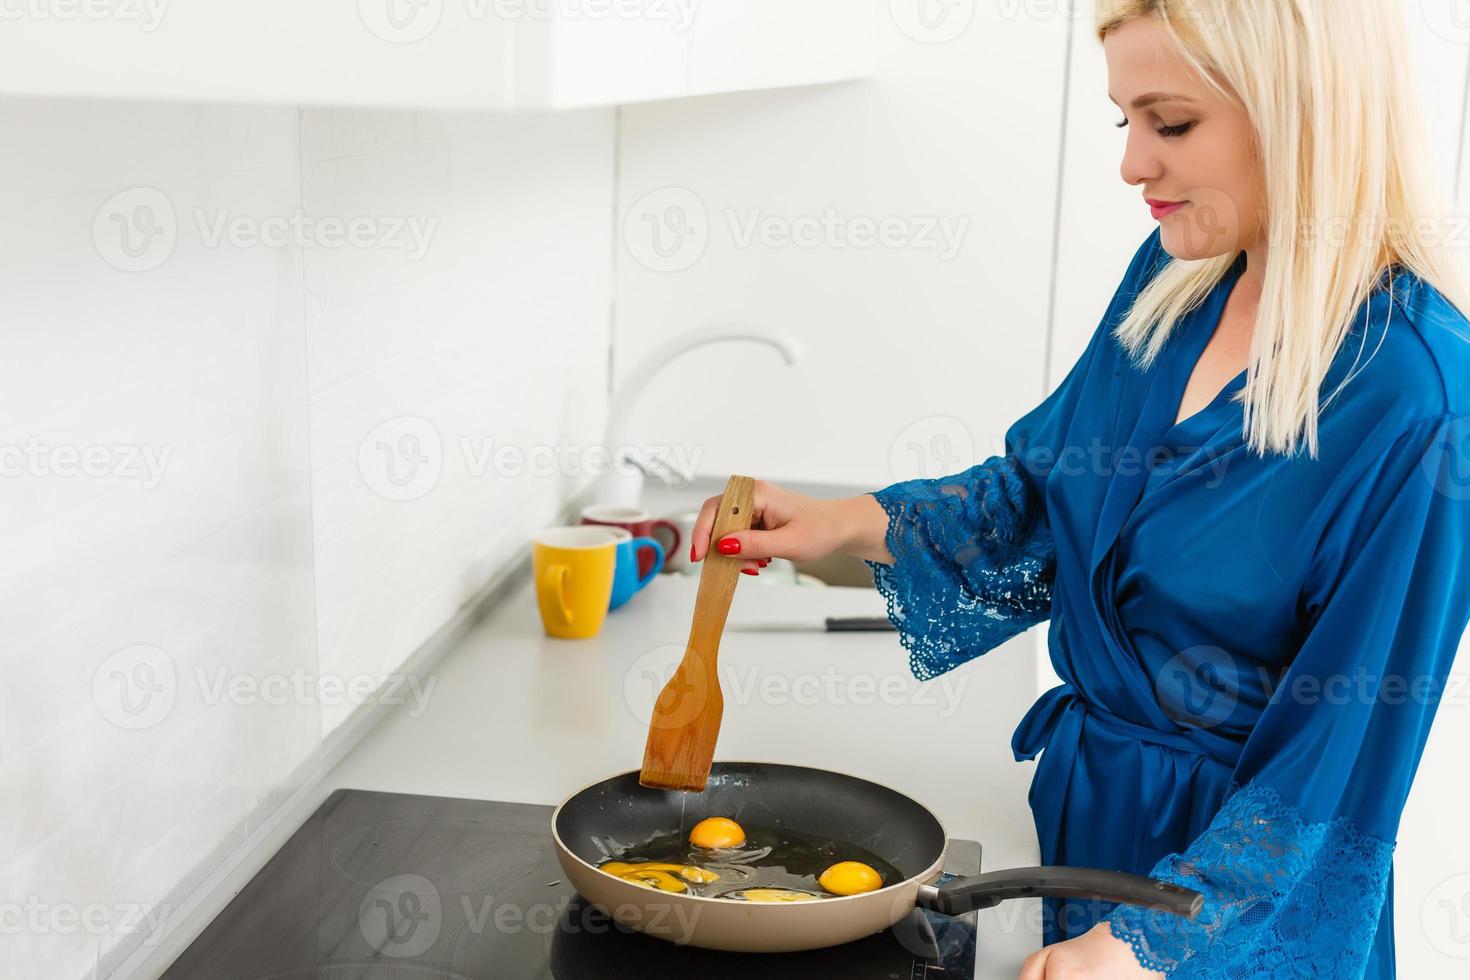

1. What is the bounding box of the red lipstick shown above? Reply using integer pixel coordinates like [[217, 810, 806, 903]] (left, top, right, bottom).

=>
[[1146, 198, 1187, 220]]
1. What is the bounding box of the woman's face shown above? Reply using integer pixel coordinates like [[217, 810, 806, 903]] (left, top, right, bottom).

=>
[[1103, 15, 1266, 261]]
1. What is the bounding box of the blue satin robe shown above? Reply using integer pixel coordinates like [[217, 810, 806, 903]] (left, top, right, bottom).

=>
[[865, 229, 1470, 978]]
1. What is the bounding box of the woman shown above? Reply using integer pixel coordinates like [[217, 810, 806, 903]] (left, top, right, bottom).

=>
[[690, 1, 1470, 976]]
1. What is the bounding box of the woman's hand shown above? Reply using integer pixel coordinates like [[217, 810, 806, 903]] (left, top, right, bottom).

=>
[[1018, 923, 1163, 980], [688, 479, 894, 574]]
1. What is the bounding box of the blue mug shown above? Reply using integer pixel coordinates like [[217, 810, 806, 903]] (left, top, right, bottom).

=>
[[606, 528, 665, 610]]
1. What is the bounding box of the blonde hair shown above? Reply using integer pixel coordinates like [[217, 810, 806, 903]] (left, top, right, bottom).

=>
[[1097, 0, 1470, 457]]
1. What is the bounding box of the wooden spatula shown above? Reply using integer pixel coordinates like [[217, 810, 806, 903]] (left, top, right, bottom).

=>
[[639, 474, 756, 791]]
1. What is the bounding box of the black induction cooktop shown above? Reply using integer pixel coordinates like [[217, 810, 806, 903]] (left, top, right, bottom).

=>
[[162, 788, 981, 979]]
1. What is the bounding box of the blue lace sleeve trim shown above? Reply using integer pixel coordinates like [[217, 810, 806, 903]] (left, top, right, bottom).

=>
[[1107, 780, 1396, 979], [862, 454, 1055, 681]]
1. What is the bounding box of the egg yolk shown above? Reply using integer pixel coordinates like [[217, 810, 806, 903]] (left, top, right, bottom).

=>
[[818, 861, 883, 896], [688, 816, 746, 850], [732, 888, 820, 903], [598, 861, 720, 890], [623, 869, 687, 892]]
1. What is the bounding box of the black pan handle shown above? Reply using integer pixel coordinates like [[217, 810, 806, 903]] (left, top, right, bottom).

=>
[[919, 866, 1203, 919]]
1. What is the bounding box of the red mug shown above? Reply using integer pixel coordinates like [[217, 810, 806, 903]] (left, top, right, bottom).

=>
[[580, 505, 682, 578]]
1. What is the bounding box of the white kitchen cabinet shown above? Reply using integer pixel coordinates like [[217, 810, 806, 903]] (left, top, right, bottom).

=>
[[0, 0, 874, 110]]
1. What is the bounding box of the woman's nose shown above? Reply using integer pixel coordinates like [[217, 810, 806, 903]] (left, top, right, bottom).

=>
[[1119, 131, 1161, 187]]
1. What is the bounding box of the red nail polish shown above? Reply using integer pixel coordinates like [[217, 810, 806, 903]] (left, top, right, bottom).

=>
[[689, 543, 696, 563], [758, 558, 769, 566], [717, 537, 741, 556], [740, 567, 758, 575]]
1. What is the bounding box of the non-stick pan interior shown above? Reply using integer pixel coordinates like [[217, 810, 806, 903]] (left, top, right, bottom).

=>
[[555, 762, 946, 880]]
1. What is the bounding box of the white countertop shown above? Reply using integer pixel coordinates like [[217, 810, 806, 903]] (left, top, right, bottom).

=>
[[319, 565, 1047, 978]]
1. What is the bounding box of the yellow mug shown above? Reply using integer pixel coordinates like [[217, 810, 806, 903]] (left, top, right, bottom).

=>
[[532, 526, 619, 638]]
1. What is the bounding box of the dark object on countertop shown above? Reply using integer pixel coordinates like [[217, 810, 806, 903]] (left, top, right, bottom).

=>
[[727, 615, 896, 632]]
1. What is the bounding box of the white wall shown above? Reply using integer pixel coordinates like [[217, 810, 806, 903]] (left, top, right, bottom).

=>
[[1399, 4, 1470, 973], [0, 100, 616, 980], [613, 4, 1070, 491], [0, 101, 318, 980], [298, 108, 615, 734]]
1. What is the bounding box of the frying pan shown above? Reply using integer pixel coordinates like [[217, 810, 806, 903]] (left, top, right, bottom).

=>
[[552, 761, 1202, 953]]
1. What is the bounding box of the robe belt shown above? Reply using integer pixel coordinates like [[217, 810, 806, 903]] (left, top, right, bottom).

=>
[[1010, 683, 1245, 858], [1011, 682, 1246, 770]]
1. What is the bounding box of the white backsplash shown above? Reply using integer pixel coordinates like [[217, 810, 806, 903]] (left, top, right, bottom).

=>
[[299, 107, 614, 734], [0, 99, 615, 980]]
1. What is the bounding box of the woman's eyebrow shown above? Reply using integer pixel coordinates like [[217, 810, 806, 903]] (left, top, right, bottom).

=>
[[1109, 92, 1198, 109]]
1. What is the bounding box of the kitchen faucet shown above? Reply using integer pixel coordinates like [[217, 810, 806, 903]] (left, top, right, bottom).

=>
[[595, 324, 803, 507]]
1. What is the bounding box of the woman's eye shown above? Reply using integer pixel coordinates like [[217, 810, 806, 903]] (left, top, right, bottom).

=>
[[1114, 117, 1194, 138]]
